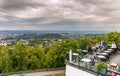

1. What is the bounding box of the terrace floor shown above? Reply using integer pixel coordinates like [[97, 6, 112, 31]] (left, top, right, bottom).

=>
[[109, 51, 120, 65], [86, 49, 120, 65]]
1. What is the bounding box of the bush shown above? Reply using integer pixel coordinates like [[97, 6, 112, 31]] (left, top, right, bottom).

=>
[[96, 62, 107, 72]]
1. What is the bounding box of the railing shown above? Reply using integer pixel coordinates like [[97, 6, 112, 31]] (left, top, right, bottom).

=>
[[67, 47, 120, 76], [67, 52, 120, 76], [67, 52, 109, 76], [67, 61, 108, 76]]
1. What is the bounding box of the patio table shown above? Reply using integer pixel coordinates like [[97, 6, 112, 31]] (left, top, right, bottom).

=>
[[81, 58, 91, 69]]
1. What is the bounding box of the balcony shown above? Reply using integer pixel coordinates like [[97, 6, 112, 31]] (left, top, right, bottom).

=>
[[66, 49, 120, 76]]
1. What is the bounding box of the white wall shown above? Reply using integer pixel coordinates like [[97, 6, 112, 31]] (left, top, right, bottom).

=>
[[66, 65, 95, 76]]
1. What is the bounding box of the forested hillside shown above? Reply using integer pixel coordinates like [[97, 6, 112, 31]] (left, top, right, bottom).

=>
[[0, 32, 120, 73]]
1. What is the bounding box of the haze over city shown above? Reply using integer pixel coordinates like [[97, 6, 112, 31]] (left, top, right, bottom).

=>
[[0, 0, 120, 31]]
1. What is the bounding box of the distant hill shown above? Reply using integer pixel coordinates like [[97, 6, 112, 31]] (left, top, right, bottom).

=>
[[40, 33, 64, 39]]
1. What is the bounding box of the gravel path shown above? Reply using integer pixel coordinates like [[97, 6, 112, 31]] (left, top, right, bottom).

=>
[[8, 70, 65, 76]]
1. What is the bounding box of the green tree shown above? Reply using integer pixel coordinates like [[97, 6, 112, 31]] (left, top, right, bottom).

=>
[[0, 46, 11, 73], [11, 42, 27, 71], [106, 32, 119, 43], [64, 39, 79, 51], [78, 38, 91, 50], [45, 42, 66, 68], [28, 45, 45, 70]]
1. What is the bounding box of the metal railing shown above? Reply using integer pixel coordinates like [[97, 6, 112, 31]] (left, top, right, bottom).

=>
[[67, 52, 120, 76], [67, 62, 109, 76]]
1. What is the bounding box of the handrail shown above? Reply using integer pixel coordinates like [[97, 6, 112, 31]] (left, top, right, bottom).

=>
[[66, 62, 109, 76]]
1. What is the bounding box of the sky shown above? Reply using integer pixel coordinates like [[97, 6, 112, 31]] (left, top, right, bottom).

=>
[[0, 0, 120, 31]]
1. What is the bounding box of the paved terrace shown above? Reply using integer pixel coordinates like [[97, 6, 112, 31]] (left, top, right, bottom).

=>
[[110, 51, 120, 65], [86, 49, 120, 65]]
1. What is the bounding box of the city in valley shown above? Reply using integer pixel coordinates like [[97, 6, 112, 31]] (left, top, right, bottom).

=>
[[0, 30, 107, 46]]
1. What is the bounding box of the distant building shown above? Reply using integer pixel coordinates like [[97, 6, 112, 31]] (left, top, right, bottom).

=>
[[0, 42, 7, 46]]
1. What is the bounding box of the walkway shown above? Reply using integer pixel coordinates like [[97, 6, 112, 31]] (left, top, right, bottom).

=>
[[8, 70, 65, 76]]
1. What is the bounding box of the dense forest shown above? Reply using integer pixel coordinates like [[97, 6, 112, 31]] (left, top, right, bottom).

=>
[[0, 32, 120, 73]]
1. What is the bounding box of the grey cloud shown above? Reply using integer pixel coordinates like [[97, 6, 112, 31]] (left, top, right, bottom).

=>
[[0, 0, 45, 11], [18, 18, 46, 23], [0, 0, 114, 20], [42, 19, 81, 26], [0, 0, 120, 30]]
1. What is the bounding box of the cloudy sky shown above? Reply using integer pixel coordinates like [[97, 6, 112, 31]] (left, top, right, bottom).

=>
[[0, 0, 120, 31]]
